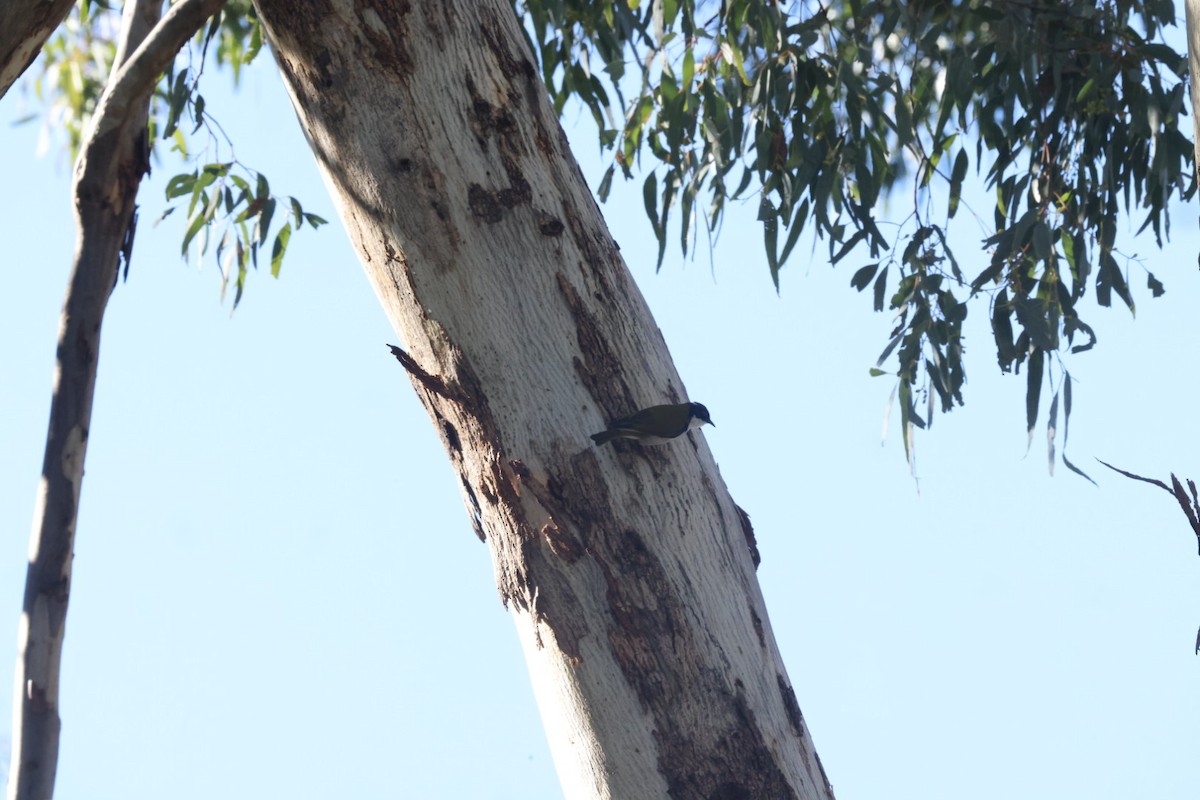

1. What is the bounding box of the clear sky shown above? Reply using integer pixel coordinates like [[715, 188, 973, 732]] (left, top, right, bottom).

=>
[[1, 16, 1198, 800]]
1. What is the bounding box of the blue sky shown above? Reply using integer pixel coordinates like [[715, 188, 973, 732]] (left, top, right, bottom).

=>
[[2, 18, 1198, 800]]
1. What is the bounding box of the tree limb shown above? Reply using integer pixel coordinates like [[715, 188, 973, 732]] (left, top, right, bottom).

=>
[[1186, 0, 1200, 185], [0, 0, 74, 101], [8, 2, 226, 799], [89, 0, 228, 140]]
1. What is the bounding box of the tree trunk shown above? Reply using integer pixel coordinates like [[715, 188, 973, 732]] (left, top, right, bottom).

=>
[[253, 3, 833, 798], [0, 0, 74, 100], [7, 3, 225, 799], [1186, 0, 1200, 182]]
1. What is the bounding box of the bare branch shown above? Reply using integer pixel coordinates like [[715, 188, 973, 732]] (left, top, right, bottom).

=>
[[1097, 459, 1200, 653], [1096, 458, 1173, 493]]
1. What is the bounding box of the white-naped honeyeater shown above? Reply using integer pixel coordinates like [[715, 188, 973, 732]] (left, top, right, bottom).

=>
[[590, 402, 714, 446]]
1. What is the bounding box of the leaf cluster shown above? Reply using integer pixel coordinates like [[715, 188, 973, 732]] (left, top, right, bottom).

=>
[[160, 163, 327, 307], [15, 1, 118, 157], [19, 0, 323, 309], [517, 0, 1195, 474]]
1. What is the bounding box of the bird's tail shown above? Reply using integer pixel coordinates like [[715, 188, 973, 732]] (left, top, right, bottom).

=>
[[590, 430, 618, 446]]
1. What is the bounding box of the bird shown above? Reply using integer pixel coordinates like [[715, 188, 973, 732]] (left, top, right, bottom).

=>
[[590, 402, 714, 446]]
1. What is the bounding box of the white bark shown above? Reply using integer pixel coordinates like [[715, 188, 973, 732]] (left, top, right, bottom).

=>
[[254, 2, 833, 798], [0, 0, 75, 100], [1186, 0, 1200, 182]]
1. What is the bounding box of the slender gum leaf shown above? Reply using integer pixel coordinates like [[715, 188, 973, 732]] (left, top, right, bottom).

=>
[[1025, 348, 1044, 450]]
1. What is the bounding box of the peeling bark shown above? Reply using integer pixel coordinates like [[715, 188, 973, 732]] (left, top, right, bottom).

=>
[[254, 2, 834, 797]]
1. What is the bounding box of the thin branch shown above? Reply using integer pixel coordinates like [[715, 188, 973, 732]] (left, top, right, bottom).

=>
[[1097, 458, 1200, 653], [1095, 458, 1172, 493], [84, 0, 228, 148], [8, 3, 228, 800]]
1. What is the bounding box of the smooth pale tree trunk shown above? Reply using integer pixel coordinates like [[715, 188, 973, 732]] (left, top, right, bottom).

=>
[[7, 3, 225, 799], [0, 0, 74, 100], [1187, 0, 1200, 181], [254, 3, 834, 798]]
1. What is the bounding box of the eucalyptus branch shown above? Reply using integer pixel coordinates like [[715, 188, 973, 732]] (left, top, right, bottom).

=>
[[83, 0, 228, 151], [8, 3, 228, 800]]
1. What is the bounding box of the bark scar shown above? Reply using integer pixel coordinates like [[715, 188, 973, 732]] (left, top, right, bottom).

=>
[[510, 459, 585, 562], [387, 343, 465, 402]]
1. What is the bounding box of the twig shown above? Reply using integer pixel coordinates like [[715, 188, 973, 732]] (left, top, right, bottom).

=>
[[1097, 458, 1200, 653]]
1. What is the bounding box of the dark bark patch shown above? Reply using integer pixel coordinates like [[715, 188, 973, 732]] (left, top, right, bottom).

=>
[[749, 604, 765, 650], [459, 475, 485, 541], [520, 537, 586, 662], [354, 0, 413, 79], [496, 170, 531, 209], [440, 418, 461, 454], [509, 459, 587, 564], [470, 97, 517, 139], [600, 527, 689, 711], [553, 447, 614, 534], [467, 175, 529, 224], [776, 673, 804, 736], [556, 273, 633, 417], [468, 183, 504, 223], [475, 16, 537, 86], [735, 503, 761, 568], [541, 519, 584, 563], [594, 528, 799, 799], [313, 48, 339, 91], [537, 211, 564, 236]]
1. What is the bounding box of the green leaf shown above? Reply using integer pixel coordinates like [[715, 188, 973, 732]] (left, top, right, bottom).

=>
[[872, 266, 889, 312], [163, 68, 190, 138], [1046, 389, 1059, 476], [597, 165, 615, 201], [191, 93, 206, 135], [1060, 373, 1096, 485], [831, 229, 867, 265], [1074, 77, 1096, 104], [898, 379, 915, 473], [992, 291, 1015, 371], [1031, 221, 1051, 261], [181, 210, 207, 256], [1025, 348, 1044, 450], [948, 149, 967, 218], [642, 171, 660, 233], [270, 223, 292, 277], [720, 39, 751, 86], [257, 198, 276, 246], [165, 172, 196, 200], [1147, 271, 1165, 297], [778, 198, 809, 265], [851, 262, 879, 291], [760, 198, 780, 288]]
